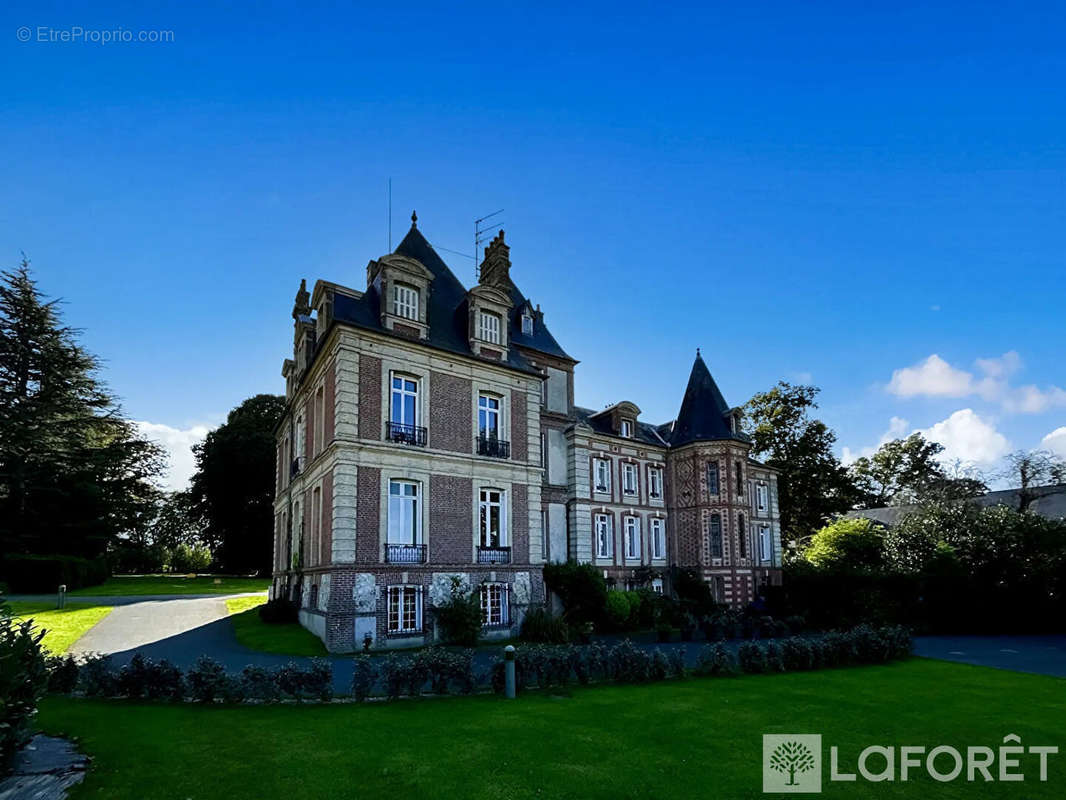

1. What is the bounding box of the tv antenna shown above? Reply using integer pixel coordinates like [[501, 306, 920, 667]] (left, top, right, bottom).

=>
[[474, 208, 505, 281]]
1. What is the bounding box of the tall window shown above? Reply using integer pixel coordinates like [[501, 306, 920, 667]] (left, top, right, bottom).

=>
[[390, 375, 418, 426], [651, 518, 665, 560], [295, 410, 305, 460], [595, 514, 612, 558], [738, 513, 747, 558], [622, 463, 637, 495], [388, 480, 420, 544], [760, 525, 771, 561], [706, 462, 719, 496], [478, 394, 501, 439], [387, 585, 422, 633], [479, 488, 506, 547], [648, 466, 663, 499], [479, 311, 501, 344], [393, 284, 419, 320], [481, 583, 509, 627], [736, 461, 744, 496], [313, 385, 325, 455], [521, 314, 533, 335], [709, 513, 722, 558], [756, 483, 768, 513], [594, 458, 611, 493], [620, 419, 633, 438], [624, 516, 640, 560], [311, 487, 322, 565]]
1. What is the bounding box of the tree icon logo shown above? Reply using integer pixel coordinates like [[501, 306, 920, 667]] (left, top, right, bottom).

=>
[[770, 741, 816, 785], [763, 734, 822, 793]]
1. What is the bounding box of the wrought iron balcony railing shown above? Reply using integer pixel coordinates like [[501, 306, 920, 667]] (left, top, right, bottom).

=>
[[477, 545, 512, 565], [476, 435, 510, 459], [384, 543, 426, 564], [386, 421, 427, 446]]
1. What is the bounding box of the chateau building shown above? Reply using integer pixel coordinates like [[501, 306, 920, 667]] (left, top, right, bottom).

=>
[[271, 213, 783, 651]]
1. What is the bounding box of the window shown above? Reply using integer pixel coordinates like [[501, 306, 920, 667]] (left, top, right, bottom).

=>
[[311, 487, 322, 565], [521, 314, 533, 335], [479, 488, 506, 547], [593, 458, 611, 493], [595, 514, 612, 558], [706, 462, 719, 496], [648, 466, 663, 499], [736, 461, 744, 496], [651, 578, 664, 594], [651, 518, 665, 560], [624, 516, 640, 560], [295, 410, 305, 460], [478, 394, 501, 439], [313, 385, 325, 455], [481, 583, 510, 627], [622, 463, 637, 495], [390, 374, 418, 426], [709, 513, 722, 558], [541, 509, 548, 560], [756, 483, 768, 513], [760, 525, 771, 561], [738, 513, 747, 558], [541, 432, 547, 468], [393, 284, 419, 320], [620, 419, 633, 438], [388, 480, 420, 544], [479, 311, 501, 344], [387, 585, 422, 633]]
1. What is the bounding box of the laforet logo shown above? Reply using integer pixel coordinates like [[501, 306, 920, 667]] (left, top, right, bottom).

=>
[[763, 734, 822, 793], [770, 740, 817, 786]]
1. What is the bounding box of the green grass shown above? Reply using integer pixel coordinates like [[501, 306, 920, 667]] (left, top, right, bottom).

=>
[[69, 575, 269, 596], [225, 595, 327, 656], [8, 602, 112, 654], [37, 659, 1066, 799]]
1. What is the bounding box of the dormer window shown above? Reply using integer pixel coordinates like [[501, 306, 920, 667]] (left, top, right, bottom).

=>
[[521, 313, 533, 335], [479, 311, 501, 344], [620, 419, 633, 438], [393, 284, 419, 320]]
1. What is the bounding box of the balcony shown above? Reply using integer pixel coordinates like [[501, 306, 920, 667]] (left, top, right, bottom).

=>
[[385, 543, 426, 564], [476, 435, 510, 459], [477, 546, 511, 564], [386, 421, 427, 446]]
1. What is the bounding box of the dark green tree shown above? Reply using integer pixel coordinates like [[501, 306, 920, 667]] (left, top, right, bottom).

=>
[[190, 394, 285, 573], [850, 433, 953, 507], [743, 382, 857, 552], [0, 259, 163, 561]]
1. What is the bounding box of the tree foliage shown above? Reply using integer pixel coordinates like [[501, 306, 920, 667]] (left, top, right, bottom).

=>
[[0, 259, 163, 563], [803, 517, 885, 571], [998, 449, 1066, 512], [850, 434, 986, 508], [189, 393, 285, 574], [743, 382, 857, 549]]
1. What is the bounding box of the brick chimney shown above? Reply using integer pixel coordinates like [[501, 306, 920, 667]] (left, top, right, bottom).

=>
[[479, 230, 511, 288]]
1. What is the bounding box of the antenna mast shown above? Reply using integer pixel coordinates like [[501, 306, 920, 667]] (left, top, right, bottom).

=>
[[474, 208, 505, 281]]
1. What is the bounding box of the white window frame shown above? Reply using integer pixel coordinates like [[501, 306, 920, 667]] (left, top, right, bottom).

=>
[[521, 314, 533, 335], [648, 466, 663, 499], [479, 311, 501, 344], [593, 458, 611, 493], [479, 488, 507, 548], [622, 462, 637, 496], [392, 284, 419, 320], [387, 479, 421, 544], [481, 583, 510, 627], [478, 393, 501, 439], [651, 578, 663, 594], [651, 518, 665, 560], [760, 525, 771, 562], [624, 516, 640, 560], [387, 585, 423, 633], [595, 513, 612, 558], [390, 373, 419, 426], [756, 483, 768, 513], [620, 419, 632, 438]]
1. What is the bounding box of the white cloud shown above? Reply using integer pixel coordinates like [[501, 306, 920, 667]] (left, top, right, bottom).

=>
[[915, 409, 1011, 465], [886, 351, 1065, 415], [1042, 427, 1066, 459], [841, 416, 909, 465], [135, 421, 212, 491]]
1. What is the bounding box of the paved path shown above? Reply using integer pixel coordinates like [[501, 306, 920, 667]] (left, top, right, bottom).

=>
[[914, 635, 1066, 678], [71, 597, 233, 658], [10, 592, 265, 606]]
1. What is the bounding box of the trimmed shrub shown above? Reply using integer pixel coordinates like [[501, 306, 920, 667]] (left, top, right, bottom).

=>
[[3, 554, 109, 593], [608, 639, 652, 683], [240, 665, 280, 701], [668, 647, 687, 679], [650, 649, 670, 681], [275, 659, 332, 701], [779, 637, 815, 671], [605, 591, 632, 630], [738, 641, 768, 674], [696, 643, 737, 676], [78, 654, 117, 697], [418, 647, 475, 695], [187, 655, 234, 703], [0, 612, 48, 775], [117, 654, 184, 700], [258, 598, 298, 624], [519, 607, 570, 643], [433, 578, 482, 647], [380, 653, 421, 700], [763, 641, 784, 672], [543, 561, 608, 627], [45, 654, 80, 694], [350, 655, 377, 702]]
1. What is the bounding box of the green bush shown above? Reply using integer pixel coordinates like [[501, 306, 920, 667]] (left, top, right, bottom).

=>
[[117, 654, 184, 700], [433, 578, 482, 647], [738, 641, 768, 673], [187, 656, 236, 703], [169, 543, 213, 573], [350, 655, 377, 702], [0, 606, 48, 775], [543, 561, 608, 627], [2, 554, 110, 593], [78, 654, 117, 697], [696, 643, 737, 676], [605, 591, 632, 629], [240, 665, 280, 701], [258, 598, 298, 624], [44, 654, 80, 694], [519, 606, 570, 643]]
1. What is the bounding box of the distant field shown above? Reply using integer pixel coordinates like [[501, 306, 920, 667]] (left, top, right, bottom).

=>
[[70, 575, 270, 596], [8, 602, 112, 654], [226, 595, 327, 656]]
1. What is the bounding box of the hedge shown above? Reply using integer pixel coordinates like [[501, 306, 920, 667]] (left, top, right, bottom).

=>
[[2, 554, 110, 593]]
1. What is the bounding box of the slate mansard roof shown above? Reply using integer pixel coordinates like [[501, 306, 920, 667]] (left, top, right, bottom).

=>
[[329, 225, 573, 374]]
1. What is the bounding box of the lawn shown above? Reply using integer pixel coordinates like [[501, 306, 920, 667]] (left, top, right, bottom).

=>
[[37, 659, 1066, 799], [70, 575, 269, 596], [8, 602, 112, 654], [226, 595, 327, 656]]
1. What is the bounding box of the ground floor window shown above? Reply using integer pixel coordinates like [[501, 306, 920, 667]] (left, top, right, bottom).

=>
[[650, 518, 665, 559], [481, 583, 510, 627], [651, 577, 663, 594], [595, 513, 612, 558], [387, 585, 422, 634], [624, 516, 640, 560]]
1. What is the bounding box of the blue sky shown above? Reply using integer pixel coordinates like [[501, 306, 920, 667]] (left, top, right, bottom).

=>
[[3, 1, 1064, 487]]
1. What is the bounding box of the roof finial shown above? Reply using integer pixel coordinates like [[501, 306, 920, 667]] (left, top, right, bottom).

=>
[[411, 210, 418, 228], [696, 347, 701, 358]]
